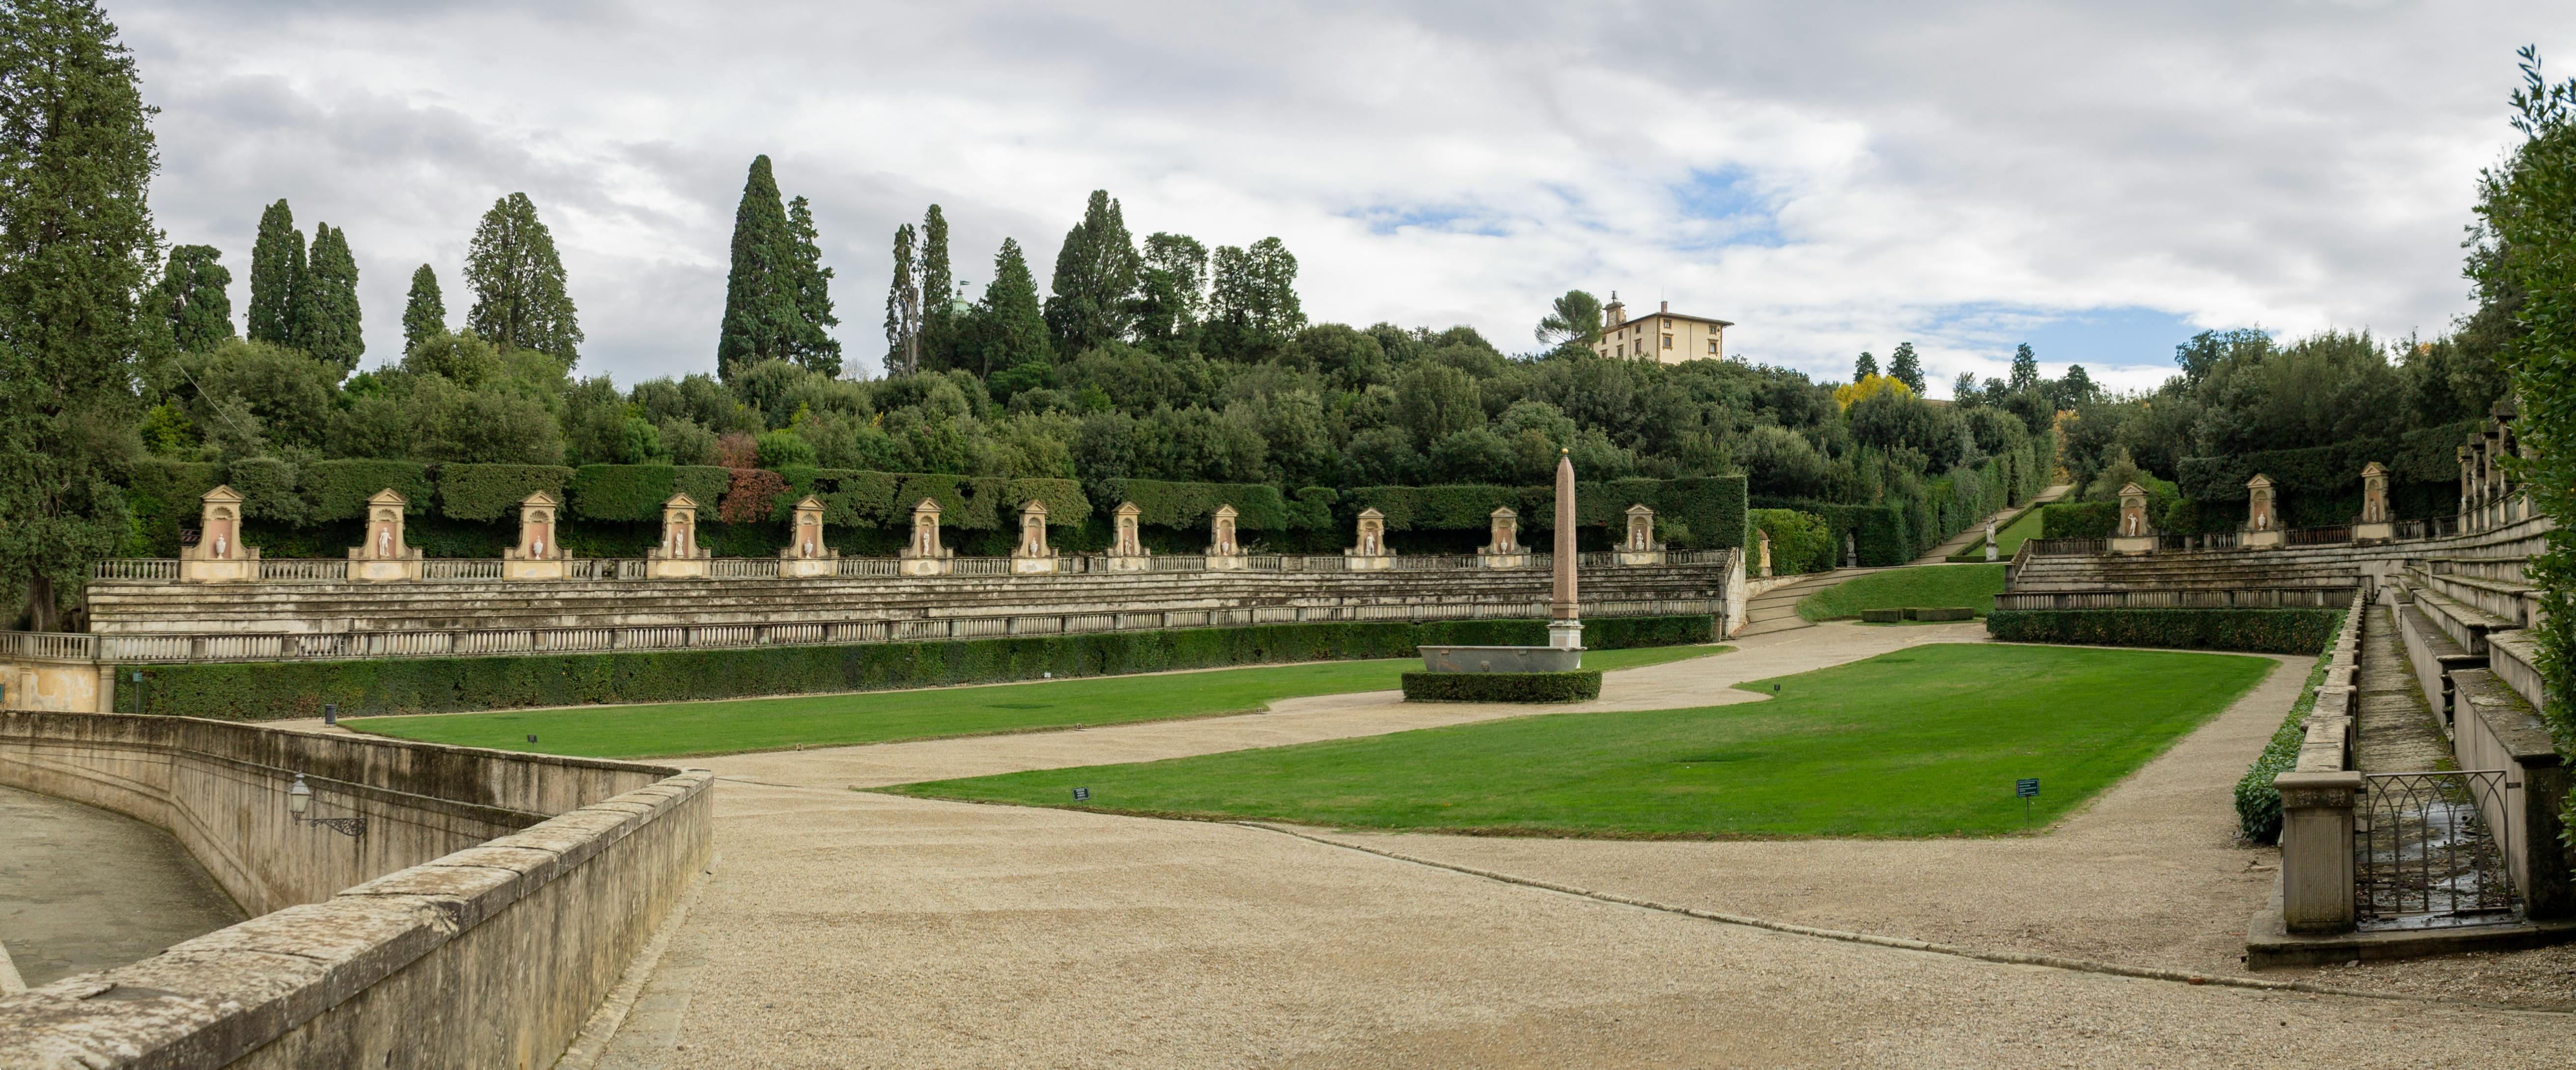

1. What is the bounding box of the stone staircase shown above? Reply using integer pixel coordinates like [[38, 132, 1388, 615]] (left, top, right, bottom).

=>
[[1732, 568, 1896, 637]]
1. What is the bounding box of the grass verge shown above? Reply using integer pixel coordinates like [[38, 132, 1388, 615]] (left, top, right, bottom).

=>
[[1798, 563, 2008, 621], [350, 644, 1726, 759], [1946, 501, 2049, 562], [889, 643, 2273, 838]]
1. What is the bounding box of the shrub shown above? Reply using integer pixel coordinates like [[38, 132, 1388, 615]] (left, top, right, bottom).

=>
[[568, 464, 733, 521], [2040, 501, 2119, 539], [719, 467, 790, 524], [1750, 508, 1831, 574], [128, 614, 1714, 719], [1104, 479, 1295, 530], [1400, 670, 1602, 703], [303, 460, 433, 521], [1986, 607, 2340, 654], [2233, 646, 2336, 844], [225, 457, 304, 524], [1750, 498, 1908, 566], [437, 463, 575, 521]]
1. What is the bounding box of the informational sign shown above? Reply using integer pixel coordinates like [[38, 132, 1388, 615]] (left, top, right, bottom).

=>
[[1072, 787, 1091, 802], [2016, 778, 2040, 798]]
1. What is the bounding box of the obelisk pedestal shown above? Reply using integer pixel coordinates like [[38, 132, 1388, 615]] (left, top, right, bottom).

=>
[[1548, 450, 1584, 654]]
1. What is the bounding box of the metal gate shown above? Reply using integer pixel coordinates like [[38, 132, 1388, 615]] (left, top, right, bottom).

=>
[[2356, 770, 2519, 927]]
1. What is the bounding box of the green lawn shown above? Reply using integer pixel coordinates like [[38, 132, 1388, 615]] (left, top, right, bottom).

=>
[[1946, 502, 2050, 562], [1797, 563, 2008, 621], [349, 645, 1727, 759], [890, 644, 2271, 838]]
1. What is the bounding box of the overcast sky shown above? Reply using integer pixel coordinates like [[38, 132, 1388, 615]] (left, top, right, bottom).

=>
[[118, 0, 2573, 395]]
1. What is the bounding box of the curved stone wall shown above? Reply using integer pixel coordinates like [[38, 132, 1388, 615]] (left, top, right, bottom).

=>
[[0, 712, 712, 1068]]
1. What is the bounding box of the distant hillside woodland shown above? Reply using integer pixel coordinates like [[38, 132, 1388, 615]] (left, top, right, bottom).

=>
[[0, 0, 2538, 634]]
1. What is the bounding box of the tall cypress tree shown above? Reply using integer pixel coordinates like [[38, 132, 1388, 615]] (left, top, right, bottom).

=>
[[1887, 341, 1924, 393], [246, 198, 302, 345], [0, 0, 160, 630], [713, 154, 799, 379], [969, 238, 1049, 376], [919, 204, 953, 367], [297, 222, 362, 370], [884, 222, 918, 376], [784, 194, 840, 376], [153, 244, 234, 352], [464, 191, 581, 367], [402, 263, 445, 355], [1043, 190, 1138, 354]]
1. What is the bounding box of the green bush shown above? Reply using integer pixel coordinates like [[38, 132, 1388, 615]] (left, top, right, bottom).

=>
[[1104, 479, 1295, 530], [568, 464, 733, 521], [302, 460, 433, 521], [226, 457, 304, 524], [1400, 670, 1602, 703], [127, 614, 1714, 719], [1749, 508, 1831, 574], [2233, 645, 2336, 844], [124, 459, 226, 555], [2040, 501, 2119, 539], [1986, 608, 2340, 654], [438, 463, 575, 521], [1751, 498, 1908, 566]]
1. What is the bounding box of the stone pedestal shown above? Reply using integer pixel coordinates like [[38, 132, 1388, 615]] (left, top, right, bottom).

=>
[[1346, 507, 1393, 569], [1547, 620, 1585, 652], [1477, 550, 1530, 569], [1478, 507, 1528, 568], [1011, 500, 1056, 574], [645, 492, 710, 578], [346, 489, 424, 581], [504, 491, 569, 580], [1615, 504, 1664, 565], [2352, 521, 2395, 543], [2240, 528, 2286, 549], [1204, 505, 1245, 570], [178, 485, 261, 582], [2108, 534, 2155, 555], [1099, 502, 1149, 572], [503, 558, 569, 580], [778, 495, 840, 578], [1011, 554, 1063, 575], [2276, 770, 2362, 933], [898, 497, 953, 576]]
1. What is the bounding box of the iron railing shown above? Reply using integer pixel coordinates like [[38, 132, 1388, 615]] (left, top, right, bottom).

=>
[[2356, 769, 2519, 927], [2288, 525, 2353, 547]]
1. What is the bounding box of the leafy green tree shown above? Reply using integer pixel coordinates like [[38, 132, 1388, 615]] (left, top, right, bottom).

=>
[[1134, 231, 1207, 346], [784, 194, 840, 376], [1853, 351, 1877, 380], [2172, 329, 2270, 386], [1394, 362, 1483, 449], [402, 263, 445, 355], [2009, 342, 2039, 393], [154, 244, 233, 353], [1951, 371, 1979, 403], [0, 0, 157, 630], [964, 238, 1049, 375], [464, 191, 581, 368], [185, 338, 336, 453], [1205, 237, 1302, 360], [1887, 341, 1924, 393], [919, 204, 955, 367], [885, 222, 919, 375], [246, 198, 301, 346], [295, 222, 362, 371], [1044, 190, 1139, 353], [1535, 290, 1603, 348]]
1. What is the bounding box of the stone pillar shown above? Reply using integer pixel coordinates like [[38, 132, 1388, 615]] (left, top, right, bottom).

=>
[[1548, 451, 1582, 652], [1757, 528, 1772, 578], [1614, 504, 1664, 565], [780, 495, 840, 577], [502, 492, 569, 580], [1479, 506, 1529, 568], [178, 485, 260, 582], [1205, 504, 1248, 570], [2459, 443, 2477, 528], [898, 497, 953, 576], [1346, 507, 1393, 571], [2275, 770, 2362, 933], [644, 493, 711, 578], [2108, 481, 2156, 554], [2353, 462, 2394, 542], [1100, 501, 1149, 572], [95, 664, 117, 714], [2240, 474, 2284, 549], [346, 489, 425, 581], [1012, 500, 1059, 575]]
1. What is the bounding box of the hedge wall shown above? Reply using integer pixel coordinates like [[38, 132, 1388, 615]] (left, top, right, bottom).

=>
[[568, 464, 735, 521], [438, 463, 575, 521], [1346, 476, 1749, 550], [2041, 501, 2119, 539], [304, 460, 434, 521], [1400, 670, 1602, 703], [1103, 479, 1296, 530], [128, 614, 1717, 719], [1748, 508, 1831, 575], [1985, 607, 2341, 654], [1750, 498, 1909, 566]]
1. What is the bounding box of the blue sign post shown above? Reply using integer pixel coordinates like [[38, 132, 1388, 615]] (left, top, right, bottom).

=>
[[2016, 777, 2040, 825]]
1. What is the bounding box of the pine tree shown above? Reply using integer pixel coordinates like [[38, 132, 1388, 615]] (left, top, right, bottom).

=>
[[0, 0, 160, 630], [246, 198, 302, 345], [464, 191, 582, 367], [783, 194, 840, 376], [2010, 343, 2039, 393], [154, 244, 234, 353], [402, 263, 445, 354], [296, 222, 363, 370], [1888, 341, 1924, 393], [919, 205, 953, 366], [713, 155, 799, 378], [884, 223, 919, 376], [1853, 351, 1877, 380], [968, 238, 1050, 376], [1043, 189, 1138, 354]]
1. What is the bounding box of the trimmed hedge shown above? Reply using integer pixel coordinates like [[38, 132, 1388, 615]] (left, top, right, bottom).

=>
[[1347, 476, 1750, 550], [2233, 645, 2336, 844], [304, 460, 433, 521], [2041, 501, 2119, 539], [1400, 670, 1602, 703], [1104, 479, 1296, 530], [1751, 498, 1908, 566], [127, 614, 1717, 719], [438, 463, 575, 521], [1749, 507, 1831, 574], [226, 457, 303, 523], [568, 464, 735, 521], [1985, 608, 2340, 654]]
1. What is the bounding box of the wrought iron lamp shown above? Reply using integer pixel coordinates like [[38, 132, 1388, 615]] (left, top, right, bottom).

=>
[[286, 772, 367, 837]]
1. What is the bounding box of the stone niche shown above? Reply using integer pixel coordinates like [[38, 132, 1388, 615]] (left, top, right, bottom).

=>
[[2240, 473, 2284, 549], [503, 491, 569, 580], [2108, 482, 2156, 555], [645, 493, 711, 578], [1345, 507, 1393, 570], [1012, 500, 1060, 575], [1099, 501, 1149, 572], [346, 489, 424, 581], [1613, 503, 1665, 566], [1205, 504, 1248, 571], [1478, 507, 1529, 569], [2353, 462, 2395, 543], [780, 495, 840, 577], [178, 485, 260, 583], [898, 497, 953, 576]]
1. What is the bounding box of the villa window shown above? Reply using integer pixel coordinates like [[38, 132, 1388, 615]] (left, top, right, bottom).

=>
[[1707, 339, 1719, 354], [1661, 334, 1673, 349]]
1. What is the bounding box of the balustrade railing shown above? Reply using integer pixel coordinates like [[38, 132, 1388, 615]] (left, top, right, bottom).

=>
[[2287, 525, 2353, 547], [421, 559, 504, 581], [0, 630, 98, 660], [2023, 538, 2106, 556], [1992, 587, 2359, 612], [258, 558, 347, 581]]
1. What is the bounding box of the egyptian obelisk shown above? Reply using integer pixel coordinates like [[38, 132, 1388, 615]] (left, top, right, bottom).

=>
[[1549, 449, 1583, 653]]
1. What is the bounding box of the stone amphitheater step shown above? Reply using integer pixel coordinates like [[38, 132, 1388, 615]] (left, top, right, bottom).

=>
[[1733, 567, 1902, 636], [2356, 602, 2453, 774]]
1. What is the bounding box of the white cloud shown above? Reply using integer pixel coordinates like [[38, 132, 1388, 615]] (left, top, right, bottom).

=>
[[118, 0, 2573, 391]]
